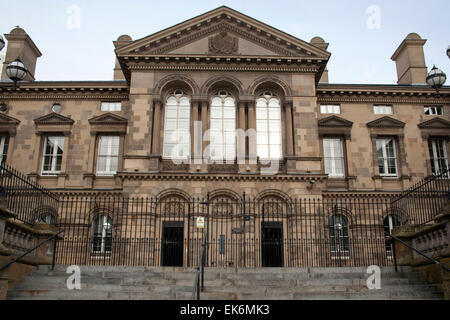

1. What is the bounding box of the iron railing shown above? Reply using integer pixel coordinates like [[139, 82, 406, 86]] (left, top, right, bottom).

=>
[[192, 234, 207, 300], [390, 168, 450, 225], [53, 195, 404, 268], [0, 163, 59, 225]]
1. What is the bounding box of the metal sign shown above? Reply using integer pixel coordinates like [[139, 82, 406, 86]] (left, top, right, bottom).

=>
[[196, 217, 205, 229]]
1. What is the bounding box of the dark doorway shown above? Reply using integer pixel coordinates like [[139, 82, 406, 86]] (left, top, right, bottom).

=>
[[261, 221, 284, 267], [161, 221, 184, 267]]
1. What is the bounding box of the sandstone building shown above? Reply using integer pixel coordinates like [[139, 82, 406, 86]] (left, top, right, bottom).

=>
[[0, 7, 448, 268]]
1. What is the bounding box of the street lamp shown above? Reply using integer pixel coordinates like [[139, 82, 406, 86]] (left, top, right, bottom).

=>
[[0, 35, 4, 51], [5, 58, 28, 86], [426, 65, 447, 96]]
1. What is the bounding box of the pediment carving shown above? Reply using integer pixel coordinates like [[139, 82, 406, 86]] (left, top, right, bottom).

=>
[[208, 31, 238, 54], [418, 117, 450, 129], [34, 113, 74, 125], [366, 116, 405, 128], [88, 113, 128, 125], [116, 7, 329, 59], [318, 115, 353, 127]]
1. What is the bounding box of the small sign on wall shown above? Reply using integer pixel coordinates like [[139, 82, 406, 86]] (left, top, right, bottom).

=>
[[196, 217, 205, 229]]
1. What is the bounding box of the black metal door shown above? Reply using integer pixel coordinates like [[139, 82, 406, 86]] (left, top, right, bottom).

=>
[[161, 221, 184, 267], [261, 222, 284, 267]]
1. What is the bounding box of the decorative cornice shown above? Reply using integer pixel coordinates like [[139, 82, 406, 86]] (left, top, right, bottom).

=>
[[0, 113, 20, 125], [318, 115, 353, 127], [116, 172, 328, 183], [417, 117, 450, 129], [88, 112, 128, 125], [366, 116, 405, 128], [0, 81, 129, 100], [34, 113, 74, 125], [317, 84, 450, 104]]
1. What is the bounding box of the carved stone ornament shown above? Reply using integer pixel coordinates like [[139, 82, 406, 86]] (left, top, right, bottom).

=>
[[209, 31, 238, 54]]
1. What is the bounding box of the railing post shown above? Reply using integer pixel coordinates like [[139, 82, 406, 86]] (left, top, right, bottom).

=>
[[391, 236, 398, 272], [51, 236, 57, 271], [201, 234, 205, 292], [197, 267, 200, 300]]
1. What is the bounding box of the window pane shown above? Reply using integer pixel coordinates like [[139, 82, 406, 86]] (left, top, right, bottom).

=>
[[257, 145, 268, 158], [210, 106, 222, 118], [256, 108, 267, 119]]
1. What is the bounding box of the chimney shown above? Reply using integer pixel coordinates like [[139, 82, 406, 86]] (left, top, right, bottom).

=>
[[310, 37, 329, 83], [1, 26, 42, 81], [391, 33, 427, 85], [113, 35, 132, 80]]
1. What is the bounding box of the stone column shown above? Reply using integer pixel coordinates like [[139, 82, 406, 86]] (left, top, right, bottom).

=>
[[201, 101, 208, 167], [152, 100, 162, 155], [238, 101, 246, 166], [247, 101, 256, 164], [285, 101, 294, 156]]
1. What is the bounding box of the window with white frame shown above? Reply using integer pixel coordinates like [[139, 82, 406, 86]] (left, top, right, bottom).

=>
[[41, 136, 65, 175], [376, 138, 398, 177], [323, 138, 345, 178], [428, 139, 448, 175], [163, 90, 190, 159], [384, 214, 402, 255], [96, 136, 120, 176], [0, 136, 9, 167], [373, 105, 393, 115], [92, 214, 112, 254], [100, 102, 122, 111], [210, 91, 236, 161], [256, 92, 282, 159], [424, 106, 443, 115], [320, 105, 341, 114]]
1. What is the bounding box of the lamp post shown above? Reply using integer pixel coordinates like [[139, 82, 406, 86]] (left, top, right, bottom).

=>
[[426, 65, 447, 97]]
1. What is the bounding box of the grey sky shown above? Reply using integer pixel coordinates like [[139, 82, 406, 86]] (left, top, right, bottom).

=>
[[1, 0, 449, 84]]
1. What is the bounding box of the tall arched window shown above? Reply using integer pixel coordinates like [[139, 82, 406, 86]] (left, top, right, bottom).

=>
[[92, 214, 113, 254], [256, 92, 282, 159], [328, 215, 349, 254], [163, 90, 190, 159], [210, 91, 236, 161]]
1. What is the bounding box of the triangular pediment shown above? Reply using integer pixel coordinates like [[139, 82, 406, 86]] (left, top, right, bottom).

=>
[[366, 116, 405, 128], [88, 113, 128, 125], [318, 115, 353, 127], [34, 113, 74, 125], [418, 117, 450, 129], [116, 6, 330, 59], [0, 113, 20, 125]]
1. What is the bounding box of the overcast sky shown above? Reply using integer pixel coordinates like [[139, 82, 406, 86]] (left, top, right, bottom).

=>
[[1, 0, 449, 84]]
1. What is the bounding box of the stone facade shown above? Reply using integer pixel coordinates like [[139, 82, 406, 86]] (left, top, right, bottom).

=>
[[0, 6, 449, 201]]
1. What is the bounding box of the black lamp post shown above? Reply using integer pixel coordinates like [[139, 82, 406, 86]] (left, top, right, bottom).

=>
[[426, 65, 447, 97]]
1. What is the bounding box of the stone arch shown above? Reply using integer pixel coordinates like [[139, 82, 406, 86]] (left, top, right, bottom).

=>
[[201, 75, 244, 98], [156, 188, 191, 202], [255, 189, 292, 202], [248, 75, 292, 99], [154, 74, 200, 101], [156, 188, 191, 216]]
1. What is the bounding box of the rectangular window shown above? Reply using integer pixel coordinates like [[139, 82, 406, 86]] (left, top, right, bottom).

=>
[[0, 136, 10, 167], [373, 105, 393, 115], [323, 138, 345, 178], [41, 136, 65, 175], [100, 102, 122, 111], [320, 105, 340, 114], [256, 101, 282, 159], [376, 138, 398, 177], [428, 139, 449, 175], [424, 106, 443, 115], [96, 136, 120, 176]]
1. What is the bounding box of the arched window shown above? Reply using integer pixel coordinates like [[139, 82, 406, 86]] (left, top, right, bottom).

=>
[[256, 92, 282, 159], [163, 90, 190, 159], [92, 214, 113, 254], [328, 215, 349, 254], [384, 215, 402, 255], [210, 91, 236, 161], [36, 213, 57, 225]]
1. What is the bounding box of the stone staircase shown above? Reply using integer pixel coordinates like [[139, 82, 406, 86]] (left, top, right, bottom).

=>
[[6, 265, 444, 300]]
